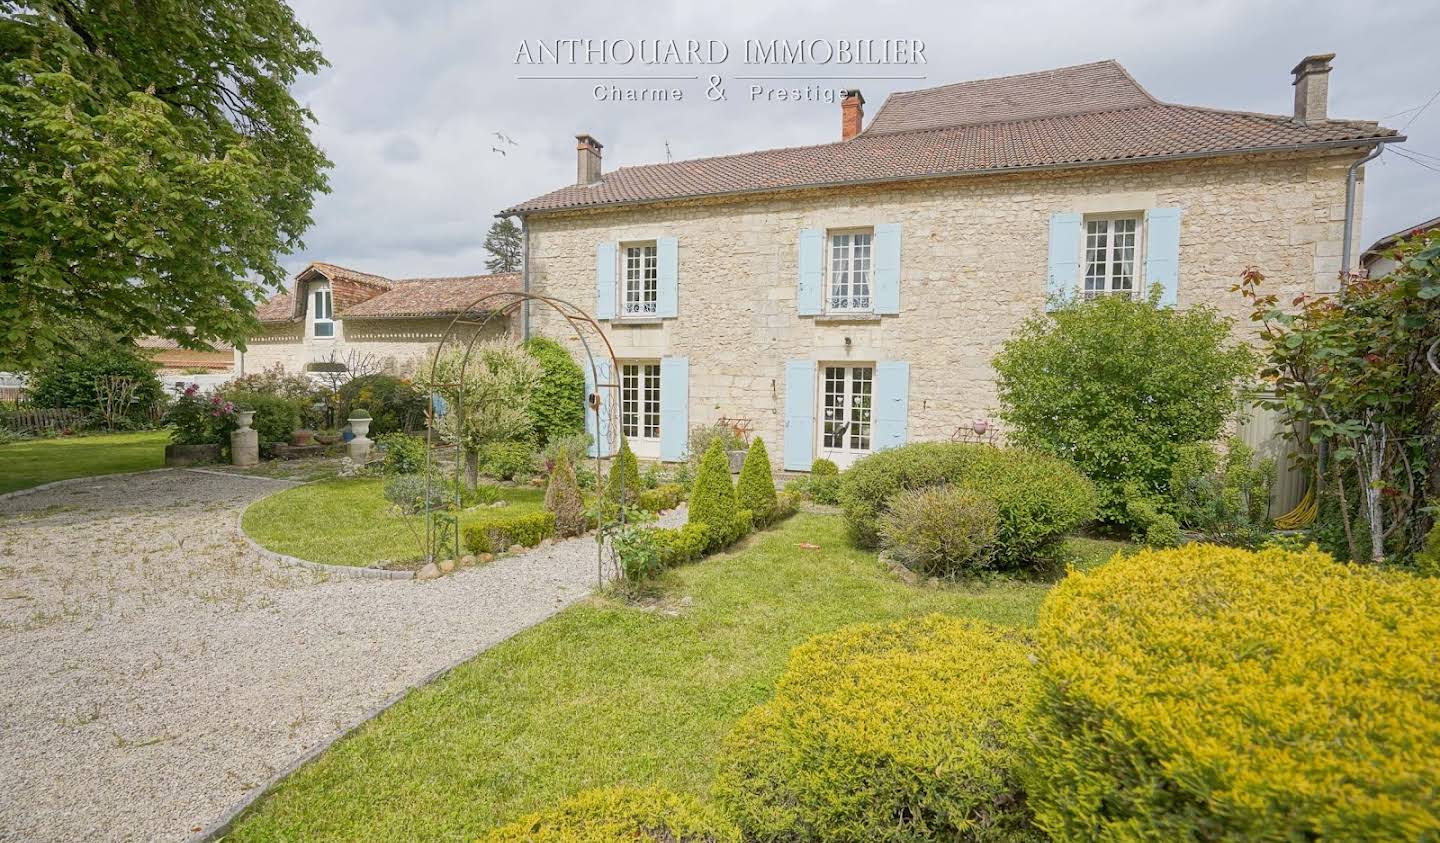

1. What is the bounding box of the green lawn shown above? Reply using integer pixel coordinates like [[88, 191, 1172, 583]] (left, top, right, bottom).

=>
[[226, 514, 1124, 841], [0, 430, 168, 494], [242, 477, 546, 567]]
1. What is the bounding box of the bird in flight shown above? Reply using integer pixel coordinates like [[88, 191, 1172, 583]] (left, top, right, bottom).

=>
[[493, 131, 518, 146], [491, 146, 507, 156]]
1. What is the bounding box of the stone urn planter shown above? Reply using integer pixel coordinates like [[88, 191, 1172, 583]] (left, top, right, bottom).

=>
[[230, 410, 259, 467], [165, 443, 222, 466], [347, 412, 373, 463]]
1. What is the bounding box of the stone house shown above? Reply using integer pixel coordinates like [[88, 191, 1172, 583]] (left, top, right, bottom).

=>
[[239, 262, 520, 378], [505, 56, 1400, 470]]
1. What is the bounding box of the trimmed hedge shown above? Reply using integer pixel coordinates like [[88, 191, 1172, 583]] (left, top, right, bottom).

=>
[[638, 482, 684, 513], [689, 439, 739, 550], [606, 437, 642, 506], [840, 442, 1096, 568], [1027, 544, 1440, 841], [736, 438, 778, 525], [879, 486, 1001, 576], [714, 615, 1036, 843], [482, 785, 738, 842], [652, 522, 711, 567], [462, 510, 556, 555]]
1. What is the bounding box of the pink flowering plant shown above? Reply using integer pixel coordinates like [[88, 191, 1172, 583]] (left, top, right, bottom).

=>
[[163, 383, 238, 445]]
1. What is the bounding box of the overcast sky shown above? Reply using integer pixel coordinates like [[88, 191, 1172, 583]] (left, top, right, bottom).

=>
[[281, 0, 1440, 280]]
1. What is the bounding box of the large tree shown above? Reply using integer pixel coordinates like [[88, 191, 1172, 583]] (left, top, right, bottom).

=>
[[483, 216, 521, 274], [0, 0, 331, 370]]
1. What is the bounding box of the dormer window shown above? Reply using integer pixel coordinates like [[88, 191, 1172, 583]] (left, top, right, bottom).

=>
[[311, 284, 335, 338]]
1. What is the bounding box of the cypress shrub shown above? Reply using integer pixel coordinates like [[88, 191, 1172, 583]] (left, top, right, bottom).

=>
[[714, 615, 1036, 842], [605, 436, 642, 507], [1027, 544, 1440, 841], [545, 450, 587, 537], [482, 785, 738, 842], [689, 438, 739, 548], [736, 437, 778, 525]]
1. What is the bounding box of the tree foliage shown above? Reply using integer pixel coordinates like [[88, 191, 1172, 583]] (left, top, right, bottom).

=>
[[420, 340, 540, 485], [992, 294, 1256, 526], [26, 338, 163, 424], [483, 216, 522, 274], [0, 0, 331, 369], [523, 336, 585, 445]]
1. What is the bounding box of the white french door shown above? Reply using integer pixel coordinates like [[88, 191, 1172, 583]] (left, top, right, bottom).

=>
[[818, 364, 874, 469]]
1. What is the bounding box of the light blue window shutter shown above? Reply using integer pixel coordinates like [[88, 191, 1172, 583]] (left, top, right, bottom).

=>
[[783, 360, 816, 471], [873, 361, 910, 451], [585, 358, 617, 457], [1144, 207, 1182, 307], [656, 236, 678, 318], [873, 223, 901, 314], [659, 356, 689, 461], [595, 241, 617, 320], [797, 229, 824, 316], [1046, 212, 1082, 310]]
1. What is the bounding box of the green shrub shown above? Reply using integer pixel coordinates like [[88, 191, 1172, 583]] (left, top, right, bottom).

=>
[[336, 374, 425, 435], [688, 438, 738, 549], [221, 365, 323, 428], [714, 615, 1036, 843], [223, 390, 301, 445], [1027, 544, 1440, 842], [545, 451, 588, 538], [377, 432, 425, 474], [523, 336, 587, 446], [879, 486, 1000, 577], [482, 440, 536, 481], [993, 293, 1257, 526], [841, 442, 1097, 568], [612, 522, 664, 583], [638, 483, 685, 513], [1415, 523, 1440, 577], [771, 491, 799, 523], [736, 438, 778, 525], [688, 422, 744, 466], [482, 785, 739, 843], [811, 457, 839, 477], [787, 457, 842, 505], [462, 510, 555, 555], [605, 437, 642, 506], [1169, 437, 1273, 546], [541, 431, 591, 472], [651, 522, 711, 567], [27, 340, 164, 427], [1121, 481, 1182, 548]]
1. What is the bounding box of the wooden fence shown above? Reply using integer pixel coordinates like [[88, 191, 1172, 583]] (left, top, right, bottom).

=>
[[0, 402, 166, 435]]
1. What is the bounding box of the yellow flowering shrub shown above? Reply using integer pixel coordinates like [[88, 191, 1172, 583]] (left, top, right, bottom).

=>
[[713, 615, 1038, 842], [482, 786, 738, 842], [1027, 543, 1440, 841]]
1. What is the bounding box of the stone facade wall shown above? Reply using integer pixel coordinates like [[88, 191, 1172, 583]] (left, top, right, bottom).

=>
[[237, 317, 511, 378], [525, 149, 1365, 458]]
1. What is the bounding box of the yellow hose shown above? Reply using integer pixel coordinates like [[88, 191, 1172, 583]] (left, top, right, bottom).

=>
[[1273, 483, 1317, 530]]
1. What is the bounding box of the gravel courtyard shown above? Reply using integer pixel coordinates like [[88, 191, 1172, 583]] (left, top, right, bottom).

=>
[[0, 469, 630, 842]]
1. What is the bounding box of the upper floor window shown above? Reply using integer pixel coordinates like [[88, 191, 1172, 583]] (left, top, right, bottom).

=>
[[622, 242, 658, 317], [1083, 216, 1139, 299], [828, 230, 873, 312], [312, 286, 335, 337]]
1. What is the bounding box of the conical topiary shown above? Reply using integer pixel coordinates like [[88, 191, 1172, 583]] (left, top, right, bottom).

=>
[[545, 450, 587, 537], [606, 436, 642, 507], [689, 437, 738, 542], [736, 438, 778, 526]]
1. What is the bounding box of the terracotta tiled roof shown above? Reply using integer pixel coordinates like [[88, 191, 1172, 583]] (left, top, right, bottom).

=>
[[1362, 214, 1440, 264], [136, 336, 235, 353], [255, 263, 521, 323], [504, 60, 1397, 216]]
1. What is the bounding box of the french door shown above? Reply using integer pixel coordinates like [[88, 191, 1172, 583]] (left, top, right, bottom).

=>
[[818, 364, 873, 469]]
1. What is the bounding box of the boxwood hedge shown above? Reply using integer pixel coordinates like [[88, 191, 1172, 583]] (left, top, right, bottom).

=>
[[714, 615, 1037, 843], [839, 442, 1096, 568], [482, 785, 738, 842], [1027, 544, 1440, 841]]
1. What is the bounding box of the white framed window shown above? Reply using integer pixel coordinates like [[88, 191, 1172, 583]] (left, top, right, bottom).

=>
[[819, 364, 873, 468], [620, 361, 661, 443], [621, 242, 658, 317], [827, 230, 873, 312], [1083, 215, 1140, 298], [311, 285, 335, 337]]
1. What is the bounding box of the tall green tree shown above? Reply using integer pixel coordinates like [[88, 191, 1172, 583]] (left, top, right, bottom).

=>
[[484, 216, 522, 273], [0, 0, 332, 370]]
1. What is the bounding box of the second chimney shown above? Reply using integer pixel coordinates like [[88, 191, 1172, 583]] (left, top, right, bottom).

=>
[[1291, 53, 1334, 124], [576, 134, 603, 185], [841, 89, 864, 140]]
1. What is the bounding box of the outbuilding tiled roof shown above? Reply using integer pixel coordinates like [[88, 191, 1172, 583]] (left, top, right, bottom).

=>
[[255, 263, 521, 323], [504, 60, 1397, 216]]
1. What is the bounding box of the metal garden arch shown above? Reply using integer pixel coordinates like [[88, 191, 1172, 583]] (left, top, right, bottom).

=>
[[422, 292, 624, 586]]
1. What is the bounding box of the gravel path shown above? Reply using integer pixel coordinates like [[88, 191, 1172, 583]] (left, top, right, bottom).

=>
[[0, 469, 668, 843]]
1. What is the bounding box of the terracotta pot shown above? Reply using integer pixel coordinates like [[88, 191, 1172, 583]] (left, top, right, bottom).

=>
[[291, 429, 315, 446]]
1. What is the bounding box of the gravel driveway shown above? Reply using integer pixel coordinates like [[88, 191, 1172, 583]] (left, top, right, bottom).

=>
[[0, 469, 644, 843]]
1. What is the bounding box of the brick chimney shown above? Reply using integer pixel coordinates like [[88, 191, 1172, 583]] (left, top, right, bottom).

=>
[[841, 89, 864, 140], [576, 134, 603, 185], [1291, 53, 1334, 124]]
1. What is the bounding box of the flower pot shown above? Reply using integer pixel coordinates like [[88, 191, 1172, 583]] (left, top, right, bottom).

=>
[[235, 410, 256, 431], [291, 429, 315, 446], [165, 443, 222, 466], [347, 417, 372, 439]]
